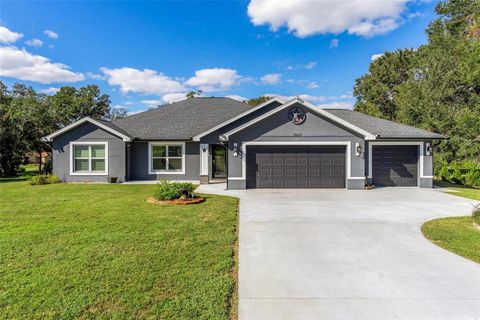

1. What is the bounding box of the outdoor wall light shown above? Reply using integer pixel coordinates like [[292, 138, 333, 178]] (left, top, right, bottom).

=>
[[201, 146, 208, 153], [233, 143, 239, 157], [355, 142, 362, 157], [426, 142, 432, 156]]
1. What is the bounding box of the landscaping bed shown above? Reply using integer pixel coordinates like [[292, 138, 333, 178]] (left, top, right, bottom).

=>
[[0, 182, 239, 319]]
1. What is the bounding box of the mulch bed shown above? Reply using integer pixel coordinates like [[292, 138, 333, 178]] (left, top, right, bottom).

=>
[[146, 196, 205, 205]]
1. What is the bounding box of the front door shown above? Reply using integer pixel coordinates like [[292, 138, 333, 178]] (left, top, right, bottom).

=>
[[212, 145, 227, 178]]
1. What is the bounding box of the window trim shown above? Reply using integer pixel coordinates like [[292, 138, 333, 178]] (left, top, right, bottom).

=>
[[148, 141, 186, 175], [69, 141, 109, 176]]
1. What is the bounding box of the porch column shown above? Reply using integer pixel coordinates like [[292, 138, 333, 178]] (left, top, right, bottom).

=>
[[199, 143, 209, 184]]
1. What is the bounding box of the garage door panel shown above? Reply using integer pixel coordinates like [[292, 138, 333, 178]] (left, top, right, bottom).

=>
[[246, 145, 346, 189], [372, 145, 418, 187]]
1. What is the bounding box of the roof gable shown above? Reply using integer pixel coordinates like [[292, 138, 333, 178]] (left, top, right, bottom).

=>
[[43, 117, 132, 142], [221, 98, 377, 140]]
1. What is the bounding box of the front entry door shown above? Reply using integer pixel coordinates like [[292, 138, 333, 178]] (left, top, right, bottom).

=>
[[212, 145, 227, 178]]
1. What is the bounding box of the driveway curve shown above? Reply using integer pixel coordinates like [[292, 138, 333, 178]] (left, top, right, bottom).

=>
[[197, 185, 480, 320]]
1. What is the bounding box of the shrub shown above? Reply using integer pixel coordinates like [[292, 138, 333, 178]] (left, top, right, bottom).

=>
[[29, 174, 61, 185], [153, 180, 195, 201], [49, 175, 60, 184], [473, 204, 480, 224]]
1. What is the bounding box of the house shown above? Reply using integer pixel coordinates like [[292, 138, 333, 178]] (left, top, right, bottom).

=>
[[44, 96, 444, 189]]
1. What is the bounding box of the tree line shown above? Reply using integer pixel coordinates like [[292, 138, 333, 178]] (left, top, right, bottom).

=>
[[353, 0, 480, 170], [0, 82, 123, 177]]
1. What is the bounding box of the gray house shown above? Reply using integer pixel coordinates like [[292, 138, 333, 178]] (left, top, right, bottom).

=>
[[44, 96, 444, 189]]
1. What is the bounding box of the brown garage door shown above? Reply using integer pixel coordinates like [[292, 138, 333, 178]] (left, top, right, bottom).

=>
[[246, 145, 346, 188], [372, 145, 418, 187]]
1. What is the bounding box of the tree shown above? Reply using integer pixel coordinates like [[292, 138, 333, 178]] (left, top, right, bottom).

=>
[[353, 0, 480, 166], [48, 85, 110, 127], [247, 96, 271, 106], [108, 106, 128, 120], [0, 82, 112, 177], [186, 90, 202, 99]]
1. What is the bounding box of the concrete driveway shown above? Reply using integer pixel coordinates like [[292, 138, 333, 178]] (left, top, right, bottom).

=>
[[197, 184, 480, 320]]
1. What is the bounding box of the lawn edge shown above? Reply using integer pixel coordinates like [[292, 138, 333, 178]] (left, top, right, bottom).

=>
[[421, 216, 480, 264]]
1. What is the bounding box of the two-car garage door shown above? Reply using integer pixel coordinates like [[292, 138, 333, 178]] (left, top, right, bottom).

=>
[[246, 145, 346, 188]]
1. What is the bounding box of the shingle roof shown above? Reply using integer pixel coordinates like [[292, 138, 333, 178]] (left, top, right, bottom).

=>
[[96, 119, 132, 138], [325, 109, 444, 139], [112, 97, 253, 140]]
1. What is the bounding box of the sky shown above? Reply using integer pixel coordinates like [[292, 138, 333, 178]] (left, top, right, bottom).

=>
[[0, 0, 437, 114]]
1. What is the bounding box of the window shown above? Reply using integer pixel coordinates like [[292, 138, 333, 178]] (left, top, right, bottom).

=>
[[149, 142, 185, 174], [70, 142, 108, 175]]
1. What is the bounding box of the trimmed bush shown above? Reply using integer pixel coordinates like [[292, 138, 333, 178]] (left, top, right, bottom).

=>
[[29, 174, 61, 185], [153, 180, 195, 201], [473, 204, 480, 224]]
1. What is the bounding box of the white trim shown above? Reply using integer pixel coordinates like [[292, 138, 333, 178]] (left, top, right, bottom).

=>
[[148, 141, 186, 175], [191, 97, 286, 141], [368, 141, 430, 186], [199, 144, 209, 175], [44, 117, 132, 142], [222, 98, 377, 141], [229, 141, 365, 184], [69, 141, 109, 176]]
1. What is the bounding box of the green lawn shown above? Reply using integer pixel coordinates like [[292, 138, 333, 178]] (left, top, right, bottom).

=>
[[422, 180, 480, 264], [435, 179, 480, 201], [0, 182, 238, 320], [0, 164, 39, 183]]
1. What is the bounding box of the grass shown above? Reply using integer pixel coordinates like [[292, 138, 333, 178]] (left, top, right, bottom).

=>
[[422, 179, 480, 264], [434, 179, 480, 201], [0, 164, 39, 183], [0, 182, 239, 319], [422, 217, 480, 264]]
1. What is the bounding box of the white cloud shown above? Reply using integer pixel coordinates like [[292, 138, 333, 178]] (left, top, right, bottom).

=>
[[0, 26, 23, 43], [127, 109, 147, 116], [264, 93, 327, 103], [101, 67, 185, 95], [44, 30, 58, 39], [40, 87, 60, 94], [141, 99, 163, 107], [286, 61, 317, 71], [318, 101, 354, 109], [306, 81, 319, 89], [330, 38, 339, 48], [371, 53, 384, 61], [248, 0, 409, 37], [0, 46, 84, 84], [26, 38, 43, 47], [185, 68, 242, 92], [86, 71, 106, 80], [226, 94, 247, 102], [162, 93, 188, 104], [261, 73, 282, 85]]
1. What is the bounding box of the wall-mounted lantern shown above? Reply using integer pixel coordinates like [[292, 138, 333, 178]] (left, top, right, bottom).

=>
[[233, 143, 239, 157], [355, 142, 362, 157], [425, 142, 432, 156]]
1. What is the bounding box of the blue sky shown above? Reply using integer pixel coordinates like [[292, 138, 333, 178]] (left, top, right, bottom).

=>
[[0, 0, 437, 114]]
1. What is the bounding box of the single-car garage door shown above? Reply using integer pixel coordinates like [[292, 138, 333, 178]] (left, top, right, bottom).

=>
[[246, 145, 346, 188], [372, 145, 418, 187]]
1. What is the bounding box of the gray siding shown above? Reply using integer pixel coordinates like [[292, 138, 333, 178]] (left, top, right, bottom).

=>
[[225, 104, 366, 190], [129, 141, 200, 181], [52, 122, 126, 182]]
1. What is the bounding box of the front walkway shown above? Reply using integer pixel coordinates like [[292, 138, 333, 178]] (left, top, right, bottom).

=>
[[197, 184, 480, 320]]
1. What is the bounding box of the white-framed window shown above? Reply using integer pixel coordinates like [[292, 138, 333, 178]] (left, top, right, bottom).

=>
[[69, 141, 108, 175], [148, 142, 185, 174]]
